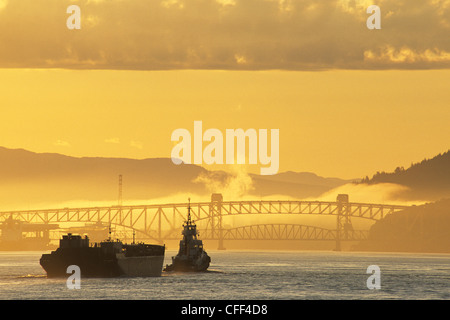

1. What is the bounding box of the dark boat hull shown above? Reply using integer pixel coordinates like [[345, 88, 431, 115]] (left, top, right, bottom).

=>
[[40, 247, 122, 277], [40, 245, 165, 278], [164, 252, 211, 272]]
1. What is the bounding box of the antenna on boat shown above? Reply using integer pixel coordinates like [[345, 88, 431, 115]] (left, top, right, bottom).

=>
[[133, 230, 136, 244], [108, 223, 112, 241], [187, 198, 191, 223]]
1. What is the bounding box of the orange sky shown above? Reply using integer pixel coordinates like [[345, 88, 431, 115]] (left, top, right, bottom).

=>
[[0, 68, 448, 179], [0, 0, 449, 179]]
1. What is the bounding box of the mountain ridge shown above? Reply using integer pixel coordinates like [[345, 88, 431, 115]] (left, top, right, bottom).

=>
[[360, 150, 450, 201], [0, 146, 350, 209]]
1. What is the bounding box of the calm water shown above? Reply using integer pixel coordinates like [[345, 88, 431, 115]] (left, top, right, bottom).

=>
[[0, 250, 449, 300]]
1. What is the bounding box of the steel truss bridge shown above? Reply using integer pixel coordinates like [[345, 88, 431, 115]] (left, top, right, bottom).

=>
[[203, 224, 369, 242], [0, 194, 409, 250]]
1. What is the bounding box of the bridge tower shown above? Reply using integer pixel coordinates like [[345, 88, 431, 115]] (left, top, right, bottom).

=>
[[210, 193, 225, 250], [335, 194, 353, 251]]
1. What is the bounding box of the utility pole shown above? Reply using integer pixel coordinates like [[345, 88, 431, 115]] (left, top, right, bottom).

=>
[[118, 174, 123, 207]]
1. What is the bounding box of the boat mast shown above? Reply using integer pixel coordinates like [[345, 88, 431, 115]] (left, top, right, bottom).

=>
[[187, 198, 191, 224]]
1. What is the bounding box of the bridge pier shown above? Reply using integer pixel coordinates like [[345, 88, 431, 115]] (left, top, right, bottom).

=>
[[335, 194, 352, 251], [210, 193, 226, 250]]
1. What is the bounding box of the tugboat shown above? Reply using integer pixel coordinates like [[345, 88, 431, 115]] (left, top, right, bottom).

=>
[[40, 230, 165, 278], [164, 199, 211, 272]]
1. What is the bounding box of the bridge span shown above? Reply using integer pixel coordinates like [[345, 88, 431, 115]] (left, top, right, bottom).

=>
[[202, 224, 369, 242], [0, 194, 409, 250]]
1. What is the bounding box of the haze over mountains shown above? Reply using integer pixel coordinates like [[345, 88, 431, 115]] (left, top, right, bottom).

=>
[[354, 150, 450, 253], [0, 146, 448, 211], [0, 146, 351, 210], [360, 150, 450, 201]]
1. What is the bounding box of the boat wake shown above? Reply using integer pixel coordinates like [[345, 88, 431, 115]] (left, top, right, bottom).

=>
[[17, 274, 46, 279], [204, 269, 224, 274], [163, 269, 224, 275]]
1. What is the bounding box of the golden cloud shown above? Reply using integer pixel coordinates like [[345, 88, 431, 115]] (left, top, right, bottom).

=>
[[0, 0, 449, 70]]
